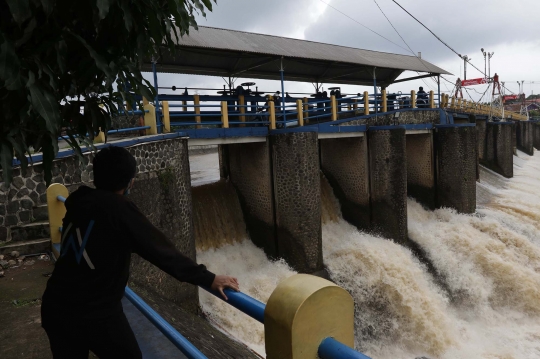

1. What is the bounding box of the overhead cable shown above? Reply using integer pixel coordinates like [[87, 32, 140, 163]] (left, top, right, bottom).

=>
[[390, 0, 486, 77]]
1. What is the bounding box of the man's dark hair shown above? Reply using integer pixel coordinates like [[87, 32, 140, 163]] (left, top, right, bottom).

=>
[[93, 146, 137, 191], [419, 86, 424, 91]]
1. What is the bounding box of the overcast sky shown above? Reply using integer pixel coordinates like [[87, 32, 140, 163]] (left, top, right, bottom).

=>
[[145, 0, 540, 101]]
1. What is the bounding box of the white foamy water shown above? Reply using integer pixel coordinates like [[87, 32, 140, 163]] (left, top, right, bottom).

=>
[[194, 150, 540, 359], [197, 241, 296, 355]]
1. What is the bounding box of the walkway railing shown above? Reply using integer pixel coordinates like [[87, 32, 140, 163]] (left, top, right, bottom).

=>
[[46, 183, 371, 359], [439, 94, 528, 120]]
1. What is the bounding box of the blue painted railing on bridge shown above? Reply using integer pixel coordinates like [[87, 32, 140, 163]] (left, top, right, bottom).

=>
[[53, 192, 370, 359]]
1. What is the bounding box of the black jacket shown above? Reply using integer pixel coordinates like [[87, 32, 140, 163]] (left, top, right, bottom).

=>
[[42, 186, 215, 318]]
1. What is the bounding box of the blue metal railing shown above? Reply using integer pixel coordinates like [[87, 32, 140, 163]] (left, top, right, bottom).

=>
[[201, 287, 265, 323], [319, 338, 372, 359], [124, 287, 208, 359]]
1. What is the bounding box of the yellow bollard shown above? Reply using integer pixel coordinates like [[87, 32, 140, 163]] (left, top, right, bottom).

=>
[[265, 274, 355, 359], [143, 103, 157, 135], [269, 101, 276, 130], [194, 95, 201, 129], [162, 101, 171, 133], [363, 91, 369, 115], [220, 101, 229, 128], [410, 90, 416, 108], [238, 95, 245, 127], [330, 95, 338, 121], [303, 97, 309, 123], [46, 184, 69, 249], [457, 97, 463, 110], [296, 99, 304, 127], [429, 90, 435, 108], [450, 96, 456, 110], [142, 97, 149, 106], [93, 130, 106, 144], [382, 89, 387, 112]]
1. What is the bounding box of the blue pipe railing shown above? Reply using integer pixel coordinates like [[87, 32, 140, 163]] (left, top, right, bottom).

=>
[[125, 287, 208, 359], [201, 287, 266, 323], [318, 338, 372, 359]]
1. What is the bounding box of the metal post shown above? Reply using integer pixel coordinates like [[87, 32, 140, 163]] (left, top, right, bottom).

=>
[[280, 57, 286, 123], [152, 61, 162, 134], [437, 75, 441, 107], [373, 67, 378, 116]]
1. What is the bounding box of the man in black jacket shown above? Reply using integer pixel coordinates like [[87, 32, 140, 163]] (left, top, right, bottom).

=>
[[41, 146, 239, 359]]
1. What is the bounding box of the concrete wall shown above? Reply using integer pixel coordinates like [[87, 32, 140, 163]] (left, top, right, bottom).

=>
[[481, 122, 514, 178], [476, 118, 487, 163], [368, 127, 407, 244], [435, 125, 477, 213], [406, 133, 435, 209], [226, 141, 277, 257], [516, 121, 534, 156], [127, 138, 199, 314], [0, 136, 200, 313], [319, 136, 370, 231], [533, 122, 540, 151], [271, 130, 323, 274]]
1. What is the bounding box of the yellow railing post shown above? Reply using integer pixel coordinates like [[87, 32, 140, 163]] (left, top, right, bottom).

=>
[[238, 95, 245, 127], [269, 101, 276, 130], [450, 96, 456, 110], [381, 89, 387, 112], [353, 98, 358, 112], [143, 103, 157, 135], [363, 91, 369, 115], [296, 99, 304, 127], [303, 97, 309, 123], [220, 101, 229, 128], [429, 90, 435, 108], [193, 95, 201, 129], [330, 95, 338, 121], [457, 97, 463, 110], [265, 274, 354, 359], [162, 101, 171, 133], [46, 184, 69, 247], [93, 129, 106, 144], [410, 90, 416, 108], [142, 97, 149, 106]]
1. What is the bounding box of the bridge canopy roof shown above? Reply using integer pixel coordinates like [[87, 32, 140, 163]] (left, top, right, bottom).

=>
[[145, 26, 451, 87]]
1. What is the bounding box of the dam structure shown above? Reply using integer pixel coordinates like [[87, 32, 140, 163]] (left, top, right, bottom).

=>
[[2, 26, 540, 358]]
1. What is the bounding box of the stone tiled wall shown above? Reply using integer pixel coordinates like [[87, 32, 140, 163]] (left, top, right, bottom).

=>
[[483, 122, 514, 178], [341, 109, 442, 127], [516, 121, 535, 156], [435, 126, 477, 213], [406, 133, 435, 209], [226, 141, 277, 257], [368, 128, 408, 244], [320, 137, 370, 231], [0, 156, 93, 243], [1, 136, 199, 311], [534, 123, 540, 151], [271, 130, 323, 274]]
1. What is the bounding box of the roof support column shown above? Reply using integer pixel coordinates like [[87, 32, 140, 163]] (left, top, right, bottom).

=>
[[373, 67, 378, 116], [152, 60, 162, 134], [280, 57, 286, 124], [437, 75, 441, 108]]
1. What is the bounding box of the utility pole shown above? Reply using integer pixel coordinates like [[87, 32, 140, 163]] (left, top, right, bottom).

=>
[[461, 55, 470, 80], [481, 48, 487, 77], [487, 52, 494, 78]]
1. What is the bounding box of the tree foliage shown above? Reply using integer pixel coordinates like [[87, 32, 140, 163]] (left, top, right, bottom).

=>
[[0, 0, 214, 185]]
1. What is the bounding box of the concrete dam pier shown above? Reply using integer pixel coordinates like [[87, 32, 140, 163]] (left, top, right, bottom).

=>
[[216, 109, 488, 274]]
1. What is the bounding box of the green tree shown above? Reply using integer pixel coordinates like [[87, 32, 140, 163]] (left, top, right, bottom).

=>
[[0, 0, 214, 185]]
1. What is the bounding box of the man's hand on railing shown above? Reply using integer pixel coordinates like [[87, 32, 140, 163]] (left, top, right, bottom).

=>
[[211, 275, 239, 300]]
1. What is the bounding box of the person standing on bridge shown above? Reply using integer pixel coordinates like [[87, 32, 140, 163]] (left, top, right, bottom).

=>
[[41, 146, 239, 359], [416, 86, 428, 108]]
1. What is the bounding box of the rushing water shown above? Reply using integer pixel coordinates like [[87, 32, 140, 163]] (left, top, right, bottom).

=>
[[192, 151, 540, 358]]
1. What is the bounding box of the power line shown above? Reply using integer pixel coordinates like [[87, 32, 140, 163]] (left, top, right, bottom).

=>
[[318, 0, 410, 53], [372, 0, 434, 91], [390, 0, 487, 78]]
